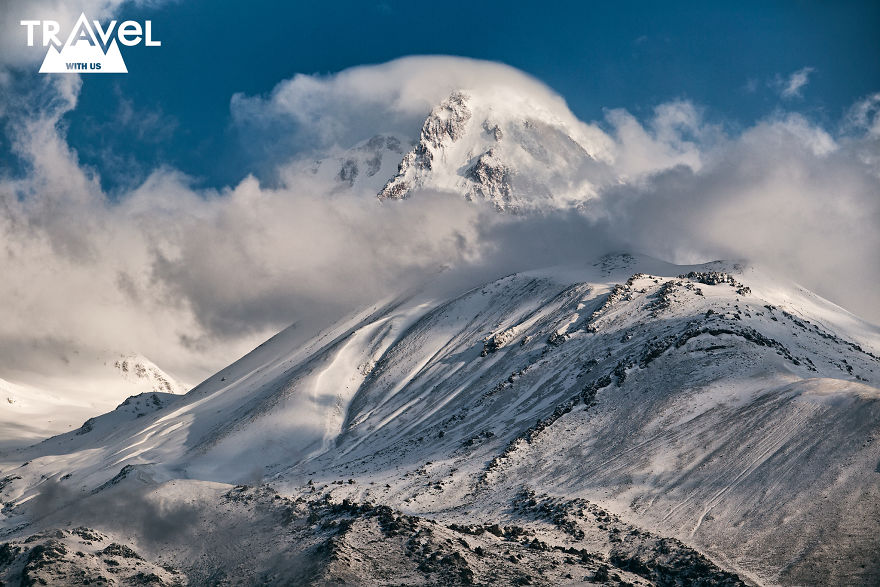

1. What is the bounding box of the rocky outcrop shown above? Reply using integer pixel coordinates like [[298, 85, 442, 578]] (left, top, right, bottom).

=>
[[379, 92, 472, 200], [466, 148, 513, 209], [0, 529, 183, 586]]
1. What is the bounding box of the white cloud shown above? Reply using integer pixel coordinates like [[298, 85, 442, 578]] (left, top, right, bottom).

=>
[[777, 66, 815, 99], [846, 92, 880, 138], [229, 55, 608, 174], [602, 100, 716, 178], [841, 93, 880, 178], [590, 113, 878, 314]]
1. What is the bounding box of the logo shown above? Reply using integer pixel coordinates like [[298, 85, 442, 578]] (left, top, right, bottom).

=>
[[20, 13, 161, 74]]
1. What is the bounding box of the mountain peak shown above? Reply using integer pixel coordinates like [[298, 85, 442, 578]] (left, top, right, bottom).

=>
[[111, 353, 189, 395], [420, 90, 472, 149], [376, 89, 613, 210], [378, 91, 473, 201]]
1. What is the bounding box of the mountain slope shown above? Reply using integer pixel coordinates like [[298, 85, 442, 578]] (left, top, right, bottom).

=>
[[1, 254, 878, 584], [0, 353, 188, 450]]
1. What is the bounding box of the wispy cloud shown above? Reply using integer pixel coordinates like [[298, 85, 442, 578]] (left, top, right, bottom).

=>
[[776, 66, 816, 99], [845, 92, 880, 137]]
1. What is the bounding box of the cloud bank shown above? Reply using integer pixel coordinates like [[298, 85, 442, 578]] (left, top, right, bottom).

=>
[[0, 56, 878, 386]]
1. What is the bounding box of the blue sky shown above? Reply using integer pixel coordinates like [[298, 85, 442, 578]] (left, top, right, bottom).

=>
[[52, 0, 880, 192]]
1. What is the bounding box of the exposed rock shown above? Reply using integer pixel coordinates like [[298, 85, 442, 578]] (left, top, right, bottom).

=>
[[337, 158, 358, 186], [466, 148, 513, 208], [379, 91, 472, 200]]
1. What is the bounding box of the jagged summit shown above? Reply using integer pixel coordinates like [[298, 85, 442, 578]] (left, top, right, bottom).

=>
[[378, 91, 474, 200], [295, 85, 613, 211], [377, 90, 614, 211]]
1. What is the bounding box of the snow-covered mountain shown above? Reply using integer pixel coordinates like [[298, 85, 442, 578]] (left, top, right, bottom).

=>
[[1, 254, 877, 585], [300, 88, 616, 211], [377, 90, 615, 211], [0, 353, 188, 450]]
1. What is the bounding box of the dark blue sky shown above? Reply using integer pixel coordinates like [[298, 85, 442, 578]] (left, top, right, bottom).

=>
[[60, 0, 880, 192]]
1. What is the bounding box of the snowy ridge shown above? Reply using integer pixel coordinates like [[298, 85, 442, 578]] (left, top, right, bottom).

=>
[[0, 353, 188, 450], [111, 354, 189, 396], [0, 254, 877, 584]]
